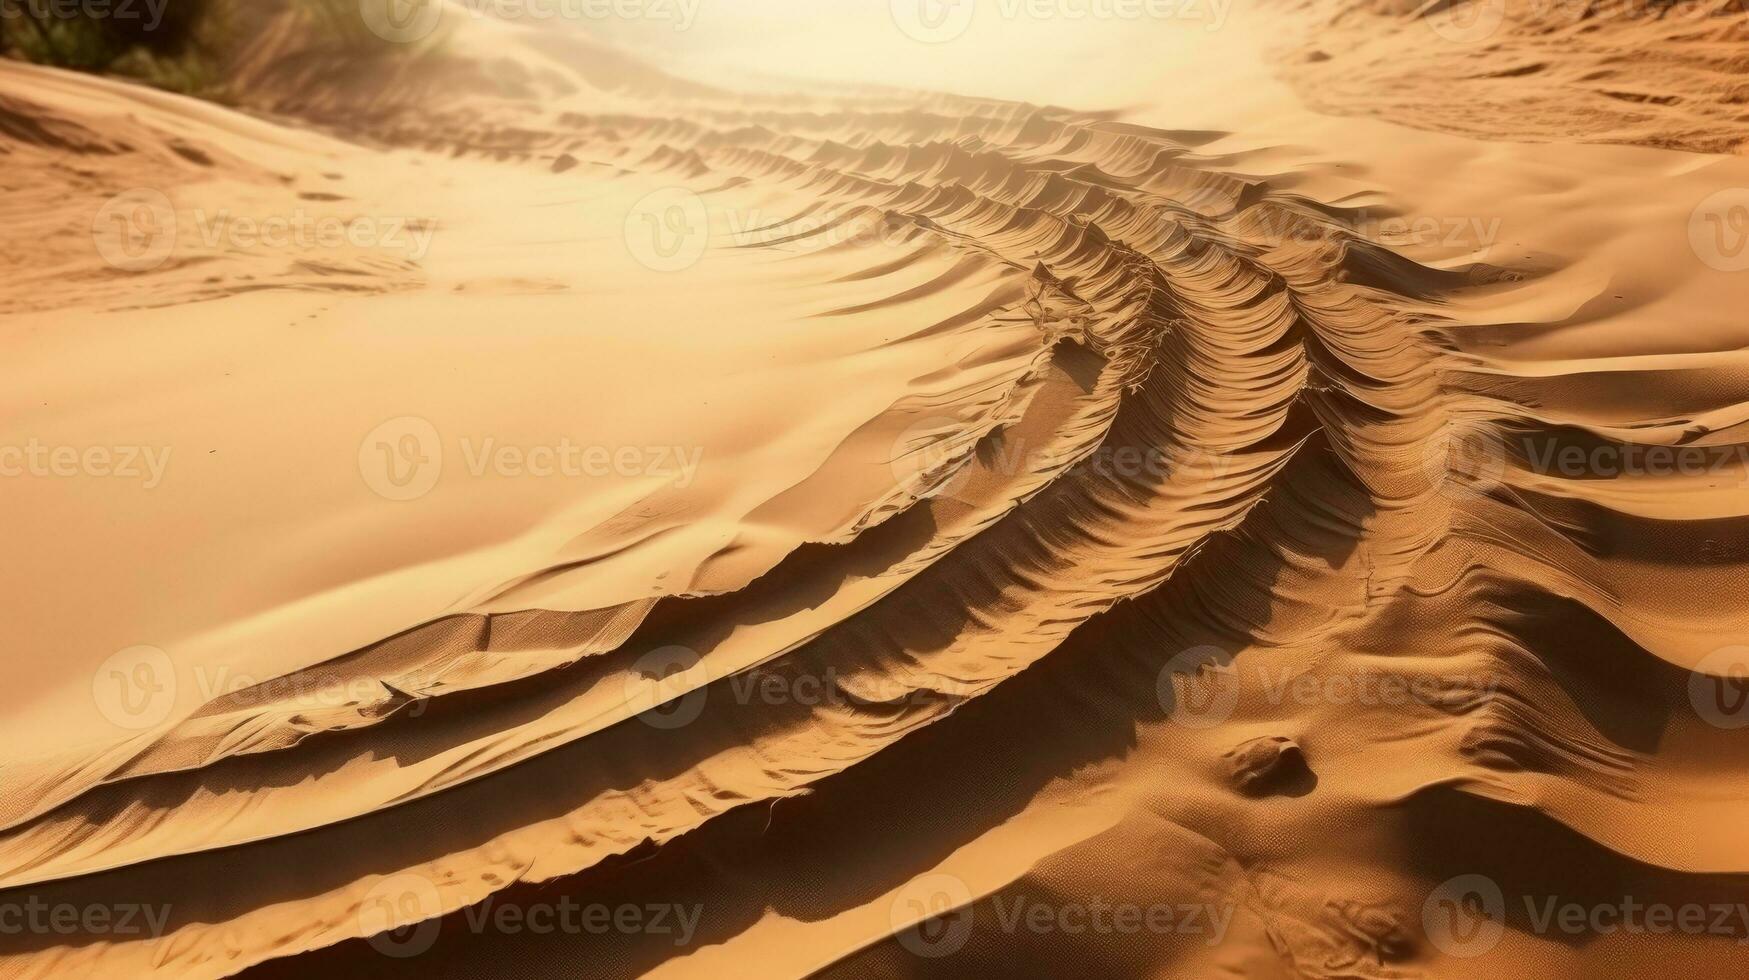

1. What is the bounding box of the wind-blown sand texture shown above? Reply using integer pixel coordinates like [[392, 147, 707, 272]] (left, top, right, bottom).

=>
[[3, 2, 1749, 977], [1275, 0, 1749, 152]]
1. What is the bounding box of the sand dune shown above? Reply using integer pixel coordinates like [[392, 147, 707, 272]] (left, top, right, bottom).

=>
[[1275, 0, 1749, 153], [3, 2, 1749, 978]]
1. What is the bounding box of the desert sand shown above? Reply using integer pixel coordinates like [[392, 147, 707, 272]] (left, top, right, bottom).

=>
[[2, 1, 1749, 977]]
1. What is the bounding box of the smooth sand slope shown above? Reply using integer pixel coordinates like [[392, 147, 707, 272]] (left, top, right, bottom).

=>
[[2, 3, 1748, 978]]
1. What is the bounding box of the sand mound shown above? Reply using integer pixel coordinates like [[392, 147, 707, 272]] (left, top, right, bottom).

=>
[[3, 5, 1749, 979], [1274, 0, 1749, 152]]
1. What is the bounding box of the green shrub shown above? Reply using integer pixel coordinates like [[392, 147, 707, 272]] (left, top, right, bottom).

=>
[[2, 0, 131, 70], [0, 0, 227, 89], [0, 0, 440, 94]]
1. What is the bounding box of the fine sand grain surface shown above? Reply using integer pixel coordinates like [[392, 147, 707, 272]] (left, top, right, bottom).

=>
[[3, 2, 1749, 977]]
